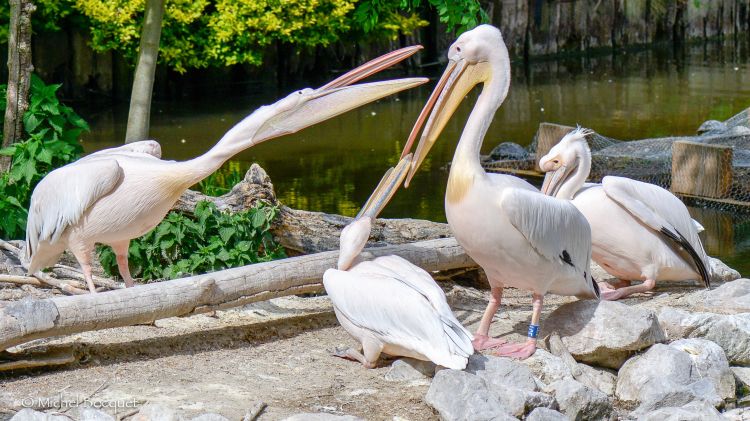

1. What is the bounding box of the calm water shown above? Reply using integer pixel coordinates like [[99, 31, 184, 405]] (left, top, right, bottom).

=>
[[79, 43, 750, 275]]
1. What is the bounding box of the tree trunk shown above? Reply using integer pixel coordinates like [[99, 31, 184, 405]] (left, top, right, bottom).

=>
[[1, 0, 35, 172], [124, 0, 165, 143], [0, 237, 475, 352]]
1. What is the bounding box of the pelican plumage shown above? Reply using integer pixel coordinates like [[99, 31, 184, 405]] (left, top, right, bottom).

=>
[[25, 47, 428, 293], [323, 156, 473, 369], [380, 25, 598, 359], [538, 127, 714, 300]]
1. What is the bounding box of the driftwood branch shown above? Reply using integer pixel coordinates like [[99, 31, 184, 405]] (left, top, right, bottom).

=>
[[0, 238, 474, 352]]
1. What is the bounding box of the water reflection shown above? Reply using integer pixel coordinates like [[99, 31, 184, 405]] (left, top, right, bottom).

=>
[[78, 42, 750, 275]]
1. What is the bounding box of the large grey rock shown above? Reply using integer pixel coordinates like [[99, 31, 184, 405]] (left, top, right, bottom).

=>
[[490, 384, 527, 417], [615, 343, 726, 408], [80, 409, 116, 421], [549, 379, 612, 421], [523, 391, 558, 414], [659, 307, 750, 365], [669, 339, 734, 400], [281, 414, 363, 421], [694, 279, 750, 314], [544, 300, 665, 369], [637, 401, 723, 421], [522, 349, 573, 385], [489, 142, 529, 160], [466, 354, 538, 392], [132, 404, 182, 421], [425, 369, 516, 421], [384, 358, 434, 382], [708, 257, 741, 283], [525, 408, 568, 421], [10, 409, 70, 421]]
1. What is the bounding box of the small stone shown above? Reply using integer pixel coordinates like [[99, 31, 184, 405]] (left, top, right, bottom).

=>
[[425, 369, 515, 421], [10, 409, 70, 421], [544, 300, 665, 369], [637, 400, 723, 421], [659, 307, 750, 365], [615, 343, 725, 408], [384, 358, 435, 382], [466, 354, 538, 392], [724, 407, 750, 421], [489, 142, 529, 161], [731, 366, 750, 390], [190, 414, 230, 421], [132, 404, 182, 421], [80, 409, 116, 421], [576, 364, 616, 396], [549, 379, 613, 421], [523, 391, 558, 414], [525, 408, 568, 421], [669, 338, 734, 400], [521, 349, 573, 386], [281, 414, 364, 421]]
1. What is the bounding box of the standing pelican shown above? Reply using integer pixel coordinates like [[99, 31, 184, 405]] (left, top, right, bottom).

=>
[[25, 47, 428, 293], [385, 25, 599, 359], [324, 156, 474, 369], [538, 128, 715, 300]]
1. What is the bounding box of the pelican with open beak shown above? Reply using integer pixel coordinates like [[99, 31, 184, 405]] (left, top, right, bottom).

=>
[[373, 25, 599, 359], [26, 46, 427, 294]]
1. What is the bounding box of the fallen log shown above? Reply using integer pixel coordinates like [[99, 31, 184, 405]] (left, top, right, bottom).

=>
[[174, 164, 453, 254], [0, 237, 475, 353]]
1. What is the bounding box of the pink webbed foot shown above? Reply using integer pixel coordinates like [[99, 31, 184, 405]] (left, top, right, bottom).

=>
[[491, 340, 537, 359], [472, 334, 507, 351]]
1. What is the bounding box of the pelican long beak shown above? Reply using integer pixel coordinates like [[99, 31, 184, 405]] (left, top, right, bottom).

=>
[[541, 163, 576, 197], [402, 59, 490, 187], [358, 154, 413, 219], [256, 46, 427, 141]]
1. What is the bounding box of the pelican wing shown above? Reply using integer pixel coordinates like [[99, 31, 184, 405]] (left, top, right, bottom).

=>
[[323, 263, 472, 369], [501, 188, 592, 276], [601, 176, 710, 287], [26, 159, 124, 260], [81, 140, 162, 161]]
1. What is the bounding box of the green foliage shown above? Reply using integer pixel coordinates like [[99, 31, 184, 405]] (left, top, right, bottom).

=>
[[0, 75, 87, 239], [77, 0, 357, 72], [353, 0, 486, 36], [98, 201, 286, 281], [196, 161, 245, 196]]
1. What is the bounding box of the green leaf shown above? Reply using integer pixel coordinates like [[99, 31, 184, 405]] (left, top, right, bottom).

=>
[[218, 226, 235, 243], [23, 113, 42, 133]]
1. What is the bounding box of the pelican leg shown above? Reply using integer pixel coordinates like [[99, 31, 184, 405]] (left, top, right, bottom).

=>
[[70, 243, 96, 293], [111, 241, 135, 288], [491, 293, 542, 359], [601, 279, 656, 301], [332, 338, 382, 369], [472, 286, 507, 351]]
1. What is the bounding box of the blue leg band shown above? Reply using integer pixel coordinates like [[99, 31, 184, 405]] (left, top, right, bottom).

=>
[[527, 324, 540, 339]]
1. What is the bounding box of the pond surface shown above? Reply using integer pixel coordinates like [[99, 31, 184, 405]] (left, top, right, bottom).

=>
[[79, 42, 750, 276]]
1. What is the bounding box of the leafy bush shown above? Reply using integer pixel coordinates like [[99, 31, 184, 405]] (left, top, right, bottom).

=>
[[98, 200, 286, 281], [0, 75, 87, 238]]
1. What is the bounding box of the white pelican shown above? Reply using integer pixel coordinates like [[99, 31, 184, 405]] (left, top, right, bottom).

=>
[[395, 25, 599, 359], [323, 156, 474, 369], [538, 128, 713, 300], [25, 47, 428, 293]]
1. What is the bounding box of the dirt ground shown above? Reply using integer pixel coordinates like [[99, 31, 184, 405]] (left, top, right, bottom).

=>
[[0, 266, 710, 421]]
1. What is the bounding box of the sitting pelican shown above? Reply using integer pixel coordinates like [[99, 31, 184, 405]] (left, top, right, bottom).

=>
[[395, 25, 599, 359], [25, 47, 428, 293], [323, 155, 474, 369], [538, 128, 713, 300]]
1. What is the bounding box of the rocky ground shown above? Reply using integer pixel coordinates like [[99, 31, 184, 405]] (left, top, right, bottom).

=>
[[1, 263, 749, 420]]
